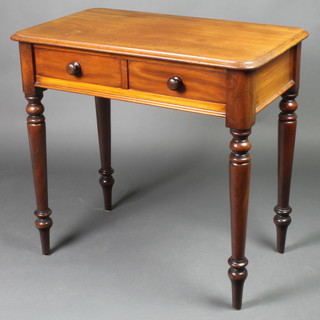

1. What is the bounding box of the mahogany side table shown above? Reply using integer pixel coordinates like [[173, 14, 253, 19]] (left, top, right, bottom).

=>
[[11, 8, 308, 309]]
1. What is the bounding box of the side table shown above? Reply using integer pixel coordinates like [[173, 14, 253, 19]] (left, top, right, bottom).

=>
[[11, 8, 308, 309]]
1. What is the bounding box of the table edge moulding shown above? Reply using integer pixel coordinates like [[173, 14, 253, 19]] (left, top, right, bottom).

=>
[[10, 8, 309, 310]]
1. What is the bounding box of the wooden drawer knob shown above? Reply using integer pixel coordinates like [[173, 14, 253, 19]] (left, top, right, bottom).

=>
[[66, 62, 81, 75], [167, 76, 182, 91]]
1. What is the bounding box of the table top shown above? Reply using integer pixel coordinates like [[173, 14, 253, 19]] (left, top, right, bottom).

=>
[[11, 8, 308, 69]]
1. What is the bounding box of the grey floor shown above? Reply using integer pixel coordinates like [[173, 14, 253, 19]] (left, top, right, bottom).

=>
[[0, 90, 319, 320]]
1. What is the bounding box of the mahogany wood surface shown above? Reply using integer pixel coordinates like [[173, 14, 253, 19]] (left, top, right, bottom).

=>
[[255, 50, 293, 113], [11, 9, 308, 117], [11, 8, 308, 310], [129, 60, 226, 103], [11, 8, 308, 69], [34, 46, 124, 88], [34, 76, 227, 116], [31, 46, 299, 117]]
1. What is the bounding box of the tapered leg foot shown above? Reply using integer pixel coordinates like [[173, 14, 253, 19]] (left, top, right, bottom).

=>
[[228, 258, 248, 310], [273, 92, 297, 253], [99, 168, 115, 211], [228, 128, 252, 309], [273, 206, 292, 253], [95, 97, 114, 211], [35, 210, 53, 255]]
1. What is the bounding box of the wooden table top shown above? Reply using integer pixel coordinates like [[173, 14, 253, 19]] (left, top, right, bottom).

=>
[[11, 8, 308, 69]]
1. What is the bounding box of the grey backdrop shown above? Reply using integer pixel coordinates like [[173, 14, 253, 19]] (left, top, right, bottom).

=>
[[1, 0, 319, 319]]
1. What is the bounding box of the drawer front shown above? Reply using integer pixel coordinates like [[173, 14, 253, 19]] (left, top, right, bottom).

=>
[[128, 61, 226, 103], [34, 46, 124, 88]]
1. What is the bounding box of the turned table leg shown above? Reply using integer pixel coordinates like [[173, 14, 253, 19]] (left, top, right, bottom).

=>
[[228, 128, 251, 310], [26, 88, 52, 255], [95, 97, 114, 211], [273, 91, 298, 253]]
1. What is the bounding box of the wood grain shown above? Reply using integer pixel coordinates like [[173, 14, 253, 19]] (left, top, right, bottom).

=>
[[255, 50, 293, 112], [226, 70, 256, 130], [19, 42, 36, 94], [129, 60, 226, 103], [34, 46, 124, 88], [35, 75, 226, 116], [290, 43, 302, 94], [11, 8, 308, 69]]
